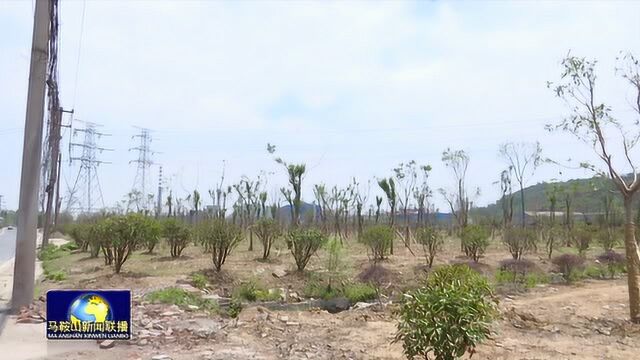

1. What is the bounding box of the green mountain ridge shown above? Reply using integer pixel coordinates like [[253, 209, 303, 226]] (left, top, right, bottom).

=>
[[474, 175, 629, 218]]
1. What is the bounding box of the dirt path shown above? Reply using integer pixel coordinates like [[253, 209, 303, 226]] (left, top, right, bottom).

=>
[[46, 279, 640, 360]]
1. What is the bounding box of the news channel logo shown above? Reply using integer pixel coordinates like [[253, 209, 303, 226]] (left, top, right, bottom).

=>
[[46, 290, 131, 340]]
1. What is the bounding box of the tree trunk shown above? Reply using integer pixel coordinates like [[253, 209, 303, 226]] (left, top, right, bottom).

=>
[[520, 184, 526, 228], [623, 196, 640, 322]]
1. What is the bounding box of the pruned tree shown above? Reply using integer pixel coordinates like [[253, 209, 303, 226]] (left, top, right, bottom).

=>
[[548, 52, 640, 322], [499, 168, 514, 228], [413, 165, 433, 226], [499, 142, 542, 227], [439, 148, 477, 238], [377, 177, 397, 254], [394, 161, 419, 246], [268, 143, 306, 227]]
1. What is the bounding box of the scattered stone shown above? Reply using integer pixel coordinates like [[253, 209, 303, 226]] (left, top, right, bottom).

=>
[[279, 316, 289, 323], [187, 305, 200, 311], [138, 339, 148, 346], [99, 340, 115, 349], [151, 355, 172, 360], [272, 269, 287, 278], [352, 302, 374, 310], [286, 321, 300, 326], [178, 284, 201, 294]]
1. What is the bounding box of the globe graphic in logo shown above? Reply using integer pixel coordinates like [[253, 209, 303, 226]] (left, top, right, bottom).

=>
[[67, 293, 113, 324]]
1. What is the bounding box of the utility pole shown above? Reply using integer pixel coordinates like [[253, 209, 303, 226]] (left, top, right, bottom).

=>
[[42, 107, 72, 247], [156, 166, 163, 217], [12, 0, 50, 312]]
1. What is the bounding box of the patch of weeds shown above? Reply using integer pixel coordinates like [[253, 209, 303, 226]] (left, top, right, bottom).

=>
[[304, 276, 377, 303], [227, 298, 242, 318], [191, 273, 208, 289], [583, 265, 607, 279], [233, 280, 260, 301], [523, 272, 549, 289], [256, 288, 282, 302], [233, 280, 281, 302], [303, 278, 341, 300], [146, 287, 218, 312], [343, 283, 377, 303], [46, 270, 67, 282], [38, 244, 69, 261]]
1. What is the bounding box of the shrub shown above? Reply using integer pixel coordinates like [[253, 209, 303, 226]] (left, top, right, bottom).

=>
[[197, 220, 243, 272], [541, 225, 562, 259], [141, 217, 162, 254], [254, 218, 280, 260], [460, 225, 490, 262], [146, 287, 218, 312], [69, 224, 91, 252], [415, 227, 443, 268], [227, 299, 243, 318], [162, 218, 191, 258], [191, 273, 207, 289], [326, 237, 344, 292], [102, 214, 151, 273], [597, 228, 620, 252], [395, 265, 498, 360], [572, 226, 595, 257], [552, 254, 585, 282], [287, 228, 328, 271], [498, 258, 537, 282], [503, 227, 537, 260], [360, 225, 394, 261], [596, 251, 626, 279]]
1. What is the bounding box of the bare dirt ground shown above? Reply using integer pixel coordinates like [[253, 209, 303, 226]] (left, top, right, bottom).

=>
[[24, 236, 640, 359]]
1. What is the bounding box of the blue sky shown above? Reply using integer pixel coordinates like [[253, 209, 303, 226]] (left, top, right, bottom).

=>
[[1, 0, 639, 212]]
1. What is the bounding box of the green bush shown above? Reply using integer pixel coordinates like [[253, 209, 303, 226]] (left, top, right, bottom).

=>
[[360, 225, 394, 261], [287, 228, 328, 271], [102, 214, 153, 273], [395, 265, 498, 359], [227, 298, 243, 318], [191, 273, 208, 289], [254, 218, 280, 260], [163, 218, 191, 258], [460, 225, 490, 262], [197, 220, 243, 272], [141, 217, 162, 254], [415, 227, 443, 268], [146, 287, 218, 312]]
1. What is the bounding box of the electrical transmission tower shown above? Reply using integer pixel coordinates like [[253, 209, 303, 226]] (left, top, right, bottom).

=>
[[66, 121, 112, 213], [129, 127, 157, 212]]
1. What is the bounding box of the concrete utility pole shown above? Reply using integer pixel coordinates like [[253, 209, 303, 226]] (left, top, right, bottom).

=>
[[12, 0, 50, 312]]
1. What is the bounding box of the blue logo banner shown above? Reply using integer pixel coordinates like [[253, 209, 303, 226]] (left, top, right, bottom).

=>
[[46, 289, 131, 340]]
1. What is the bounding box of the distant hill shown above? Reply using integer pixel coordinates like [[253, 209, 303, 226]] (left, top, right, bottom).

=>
[[474, 175, 627, 219]]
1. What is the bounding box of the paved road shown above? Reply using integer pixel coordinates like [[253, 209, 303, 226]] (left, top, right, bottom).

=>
[[0, 228, 17, 263]]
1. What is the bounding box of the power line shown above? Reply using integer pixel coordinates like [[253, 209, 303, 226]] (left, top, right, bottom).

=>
[[71, 0, 86, 108], [129, 127, 157, 212], [66, 121, 112, 213]]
